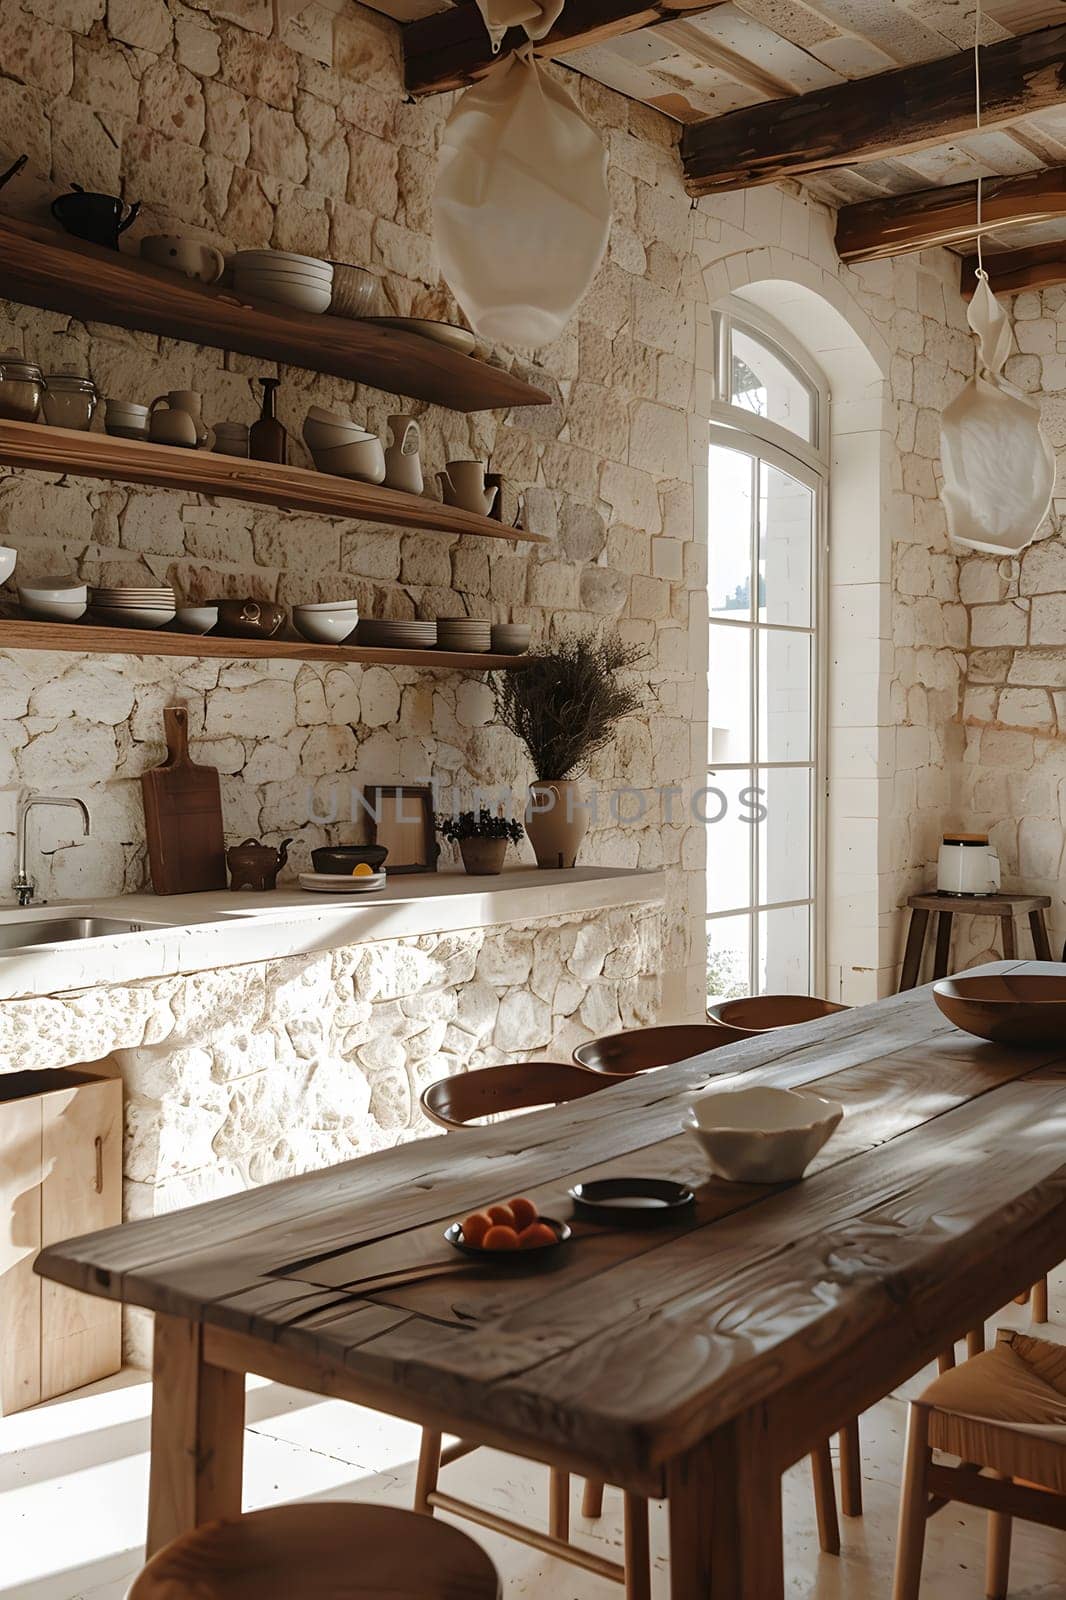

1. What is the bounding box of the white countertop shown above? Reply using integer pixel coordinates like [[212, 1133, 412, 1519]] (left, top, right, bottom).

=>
[[0, 867, 665, 1000]]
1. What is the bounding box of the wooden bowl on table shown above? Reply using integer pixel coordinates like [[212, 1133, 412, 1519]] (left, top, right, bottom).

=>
[[933, 972, 1066, 1046], [708, 995, 849, 1032]]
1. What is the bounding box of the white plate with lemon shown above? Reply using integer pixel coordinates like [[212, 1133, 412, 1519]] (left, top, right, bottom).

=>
[[298, 865, 387, 893]]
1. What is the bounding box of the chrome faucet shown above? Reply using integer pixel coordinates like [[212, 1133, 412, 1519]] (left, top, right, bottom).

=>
[[14, 794, 91, 907]]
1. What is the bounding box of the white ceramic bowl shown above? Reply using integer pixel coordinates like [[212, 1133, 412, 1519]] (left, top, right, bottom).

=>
[[0, 546, 15, 585], [302, 418, 375, 452], [175, 605, 218, 634], [93, 604, 176, 629], [311, 436, 386, 484], [296, 598, 360, 612], [19, 578, 87, 603], [233, 250, 332, 274], [306, 404, 357, 427], [233, 274, 331, 314], [19, 592, 87, 622], [293, 605, 359, 644], [685, 1086, 843, 1183]]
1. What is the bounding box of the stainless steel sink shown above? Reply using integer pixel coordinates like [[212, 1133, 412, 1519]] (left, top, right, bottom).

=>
[[0, 916, 166, 952]]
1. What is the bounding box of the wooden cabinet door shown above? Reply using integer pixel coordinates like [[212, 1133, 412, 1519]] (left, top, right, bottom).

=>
[[0, 1092, 43, 1413], [40, 1075, 122, 1401]]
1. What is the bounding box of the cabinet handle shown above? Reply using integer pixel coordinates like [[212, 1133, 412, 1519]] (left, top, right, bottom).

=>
[[94, 1135, 103, 1194]]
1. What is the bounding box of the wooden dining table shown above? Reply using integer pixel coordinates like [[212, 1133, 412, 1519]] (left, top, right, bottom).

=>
[[35, 960, 1066, 1598]]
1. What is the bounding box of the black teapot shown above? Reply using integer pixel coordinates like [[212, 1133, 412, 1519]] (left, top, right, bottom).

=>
[[51, 184, 141, 250]]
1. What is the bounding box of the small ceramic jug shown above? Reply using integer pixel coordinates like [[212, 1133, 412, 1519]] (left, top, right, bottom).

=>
[[438, 459, 498, 516], [384, 414, 423, 495], [150, 390, 210, 449], [227, 837, 292, 892]]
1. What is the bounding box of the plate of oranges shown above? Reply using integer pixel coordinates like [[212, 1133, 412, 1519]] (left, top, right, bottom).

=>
[[446, 1195, 570, 1259]]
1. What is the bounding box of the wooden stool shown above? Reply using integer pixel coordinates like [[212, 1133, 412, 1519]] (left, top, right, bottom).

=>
[[898, 892, 1052, 992], [893, 1330, 1066, 1600], [128, 1502, 500, 1598]]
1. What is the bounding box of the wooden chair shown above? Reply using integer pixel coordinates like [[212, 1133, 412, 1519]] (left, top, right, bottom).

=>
[[573, 1021, 750, 1075], [894, 1330, 1066, 1600], [128, 1502, 500, 1598], [707, 994, 850, 1031], [420, 1059, 619, 1130]]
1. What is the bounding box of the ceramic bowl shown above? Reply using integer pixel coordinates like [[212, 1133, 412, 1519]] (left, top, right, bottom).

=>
[[293, 605, 359, 644], [686, 1086, 843, 1183], [93, 604, 176, 629], [311, 437, 386, 484], [328, 263, 379, 318], [19, 578, 87, 604], [311, 844, 388, 874], [233, 273, 331, 314], [302, 417, 376, 453], [19, 592, 87, 622], [296, 598, 360, 612], [0, 546, 15, 586], [933, 973, 1066, 1046], [232, 249, 332, 275], [708, 996, 850, 1032], [490, 624, 531, 654], [175, 605, 218, 634]]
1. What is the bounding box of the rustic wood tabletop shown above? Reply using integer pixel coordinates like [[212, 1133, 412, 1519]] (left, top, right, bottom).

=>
[[36, 960, 1066, 1598]]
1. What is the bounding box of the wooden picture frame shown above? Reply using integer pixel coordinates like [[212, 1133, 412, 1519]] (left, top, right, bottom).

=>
[[364, 785, 439, 875]]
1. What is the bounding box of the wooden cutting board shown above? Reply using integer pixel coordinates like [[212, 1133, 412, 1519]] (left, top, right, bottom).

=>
[[140, 705, 227, 894]]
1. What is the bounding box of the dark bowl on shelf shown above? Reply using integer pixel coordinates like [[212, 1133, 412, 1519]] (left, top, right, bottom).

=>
[[311, 844, 388, 874], [933, 973, 1066, 1046]]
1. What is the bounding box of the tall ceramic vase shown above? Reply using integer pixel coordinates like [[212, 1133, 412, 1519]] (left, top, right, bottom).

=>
[[525, 780, 588, 869]]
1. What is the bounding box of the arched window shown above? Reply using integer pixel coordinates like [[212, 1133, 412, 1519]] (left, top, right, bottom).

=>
[[705, 303, 828, 1003]]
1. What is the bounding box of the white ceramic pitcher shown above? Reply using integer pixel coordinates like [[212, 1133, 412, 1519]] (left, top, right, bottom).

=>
[[438, 459, 497, 516], [384, 414, 423, 495]]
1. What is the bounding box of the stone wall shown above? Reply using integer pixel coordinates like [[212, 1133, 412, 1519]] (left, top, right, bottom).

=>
[[950, 286, 1066, 967], [0, 898, 661, 1352], [0, 0, 977, 1014]]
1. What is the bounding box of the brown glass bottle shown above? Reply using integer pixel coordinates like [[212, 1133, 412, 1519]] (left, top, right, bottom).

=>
[[249, 377, 287, 464]]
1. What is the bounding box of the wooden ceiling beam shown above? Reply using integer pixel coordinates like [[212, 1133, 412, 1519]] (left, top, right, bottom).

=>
[[961, 239, 1066, 297], [681, 22, 1066, 195], [837, 165, 1066, 264], [403, 0, 729, 97]]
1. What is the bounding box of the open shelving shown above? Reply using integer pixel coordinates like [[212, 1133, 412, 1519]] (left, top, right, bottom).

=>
[[0, 216, 550, 413]]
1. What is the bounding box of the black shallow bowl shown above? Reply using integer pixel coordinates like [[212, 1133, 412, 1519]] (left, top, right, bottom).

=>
[[311, 844, 388, 874], [444, 1217, 571, 1261]]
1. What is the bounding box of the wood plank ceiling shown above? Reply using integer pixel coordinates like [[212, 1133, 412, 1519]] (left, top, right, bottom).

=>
[[365, 0, 1066, 292]]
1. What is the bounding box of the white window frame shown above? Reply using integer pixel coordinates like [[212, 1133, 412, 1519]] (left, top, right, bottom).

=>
[[706, 302, 830, 999]]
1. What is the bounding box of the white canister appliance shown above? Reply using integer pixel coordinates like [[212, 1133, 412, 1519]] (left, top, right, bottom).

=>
[[936, 833, 1001, 896]]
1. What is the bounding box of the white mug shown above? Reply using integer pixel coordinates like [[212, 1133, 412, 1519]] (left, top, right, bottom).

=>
[[141, 234, 225, 284]]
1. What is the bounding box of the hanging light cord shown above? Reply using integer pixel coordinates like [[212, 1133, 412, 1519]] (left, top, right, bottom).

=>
[[974, 0, 987, 282]]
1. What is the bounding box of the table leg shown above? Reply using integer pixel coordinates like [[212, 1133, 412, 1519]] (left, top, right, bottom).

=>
[[1001, 915, 1016, 960], [668, 1413, 784, 1600], [932, 911, 953, 980], [667, 1438, 713, 1599], [899, 909, 929, 992], [147, 1312, 245, 1558], [1029, 910, 1052, 961]]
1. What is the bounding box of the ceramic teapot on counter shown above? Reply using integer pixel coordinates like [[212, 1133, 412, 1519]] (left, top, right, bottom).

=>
[[227, 837, 292, 891]]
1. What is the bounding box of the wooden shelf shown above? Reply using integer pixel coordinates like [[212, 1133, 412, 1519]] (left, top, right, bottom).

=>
[[0, 617, 529, 670], [0, 418, 549, 543], [0, 216, 550, 413]]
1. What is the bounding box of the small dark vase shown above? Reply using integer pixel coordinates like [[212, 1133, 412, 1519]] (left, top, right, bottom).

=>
[[459, 836, 507, 876], [51, 185, 141, 250]]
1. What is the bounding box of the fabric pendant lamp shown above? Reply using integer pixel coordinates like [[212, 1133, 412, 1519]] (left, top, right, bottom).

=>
[[432, 1, 611, 351]]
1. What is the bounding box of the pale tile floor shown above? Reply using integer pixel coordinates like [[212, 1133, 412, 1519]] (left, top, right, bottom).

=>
[[3, 1273, 1066, 1600]]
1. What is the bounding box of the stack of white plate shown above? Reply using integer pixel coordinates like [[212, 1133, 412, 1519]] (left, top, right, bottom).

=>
[[437, 617, 491, 653], [297, 870, 386, 895], [232, 251, 333, 315], [357, 618, 437, 649], [91, 584, 177, 629]]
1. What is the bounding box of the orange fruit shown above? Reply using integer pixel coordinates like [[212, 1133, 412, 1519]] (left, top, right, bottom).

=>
[[482, 1224, 520, 1251], [518, 1222, 558, 1249], [351, 862, 374, 877], [508, 1196, 538, 1230], [486, 1203, 516, 1228], [461, 1211, 492, 1247]]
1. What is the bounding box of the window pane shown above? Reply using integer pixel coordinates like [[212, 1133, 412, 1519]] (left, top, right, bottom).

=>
[[708, 442, 753, 620], [705, 768, 753, 915], [759, 462, 812, 627], [730, 324, 815, 444], [709, 624, 751, 764], [758, 904, 811, 994], [759, 631, 812, 763], [757, 767, 811, 907], [708, 914, 751, 1004]]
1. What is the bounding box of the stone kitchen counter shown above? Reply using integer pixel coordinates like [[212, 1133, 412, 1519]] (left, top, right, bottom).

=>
[[0, 864, 665, 1363]]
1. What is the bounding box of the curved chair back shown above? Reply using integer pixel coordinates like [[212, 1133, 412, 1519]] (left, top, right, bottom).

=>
[[421, 1059, 619, 1130], [573, 1021, 749, 1076], [708, 995, 849, 1033]]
